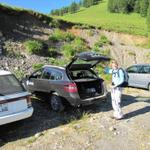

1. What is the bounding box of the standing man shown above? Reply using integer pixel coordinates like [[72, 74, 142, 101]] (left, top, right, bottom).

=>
[[105, 60, 125, 120]]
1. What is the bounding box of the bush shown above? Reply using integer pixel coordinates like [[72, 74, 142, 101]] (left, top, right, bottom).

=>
[[100, 35, 110, 44], [14, 70, 24, 80], [140, 0, 149, 17], [49, 35, 59, 43], [32, 63, 44, 70], [48, 48, 59, 57], [49, 19, 61, 28], [24, 40, 44, 55], [71, 37, 88, 53], [73, 24, 91, 29], [62, 44, 75, 59], [49, 29, 75, 43], [49, 58, 68, 66], [61, 36, 88, 59], [65, 32, 76, 42], [94, 35, 110, 49]]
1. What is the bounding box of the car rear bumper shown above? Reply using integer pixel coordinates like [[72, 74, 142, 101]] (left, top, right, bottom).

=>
[[0, 107, 33, 126], [66, 92, 108, 106], [80, 93, 107, 106]]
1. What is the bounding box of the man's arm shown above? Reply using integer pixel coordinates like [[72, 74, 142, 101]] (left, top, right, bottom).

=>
[[104, 67, 113, 74]]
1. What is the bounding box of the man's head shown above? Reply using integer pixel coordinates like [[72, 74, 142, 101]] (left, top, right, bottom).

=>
[[111, 60, 119, 70]]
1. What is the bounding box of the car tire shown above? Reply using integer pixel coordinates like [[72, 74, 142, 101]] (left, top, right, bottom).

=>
[[50, 95, 65, 112]]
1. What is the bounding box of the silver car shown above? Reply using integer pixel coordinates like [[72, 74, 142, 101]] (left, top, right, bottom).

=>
[[0, 70, 33, 125], [126, 64, 150, 90]]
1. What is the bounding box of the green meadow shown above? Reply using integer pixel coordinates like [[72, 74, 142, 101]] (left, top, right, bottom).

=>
[[60, 0, 148, 36]]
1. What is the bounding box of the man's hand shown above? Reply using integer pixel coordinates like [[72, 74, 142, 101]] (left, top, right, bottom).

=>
[[111, 85, 116, 89]]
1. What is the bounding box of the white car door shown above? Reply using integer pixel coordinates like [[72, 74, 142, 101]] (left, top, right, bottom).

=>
[[138, 65, 150, 88], [127, 65, 141, 87]]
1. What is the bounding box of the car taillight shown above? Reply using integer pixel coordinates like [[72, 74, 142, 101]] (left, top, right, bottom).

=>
[[26, 96, 32, 108], [64, 83, 78, 93]]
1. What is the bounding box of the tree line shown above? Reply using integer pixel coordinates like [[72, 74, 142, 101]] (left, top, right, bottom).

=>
[[50, 0, 102, 16], [108, 0, 150, 30], [108, 0, 149, 16]]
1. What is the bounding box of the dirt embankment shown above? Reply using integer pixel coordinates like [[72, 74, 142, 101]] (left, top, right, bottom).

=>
[[69, 28, 150, 67]]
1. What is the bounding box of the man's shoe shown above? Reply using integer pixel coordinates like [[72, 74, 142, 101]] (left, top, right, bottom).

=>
[[110, 116, 124, 120]]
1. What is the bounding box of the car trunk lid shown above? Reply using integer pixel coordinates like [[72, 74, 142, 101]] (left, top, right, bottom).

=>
[[0, 92, 30, 117], [66, 52, 110, 70]]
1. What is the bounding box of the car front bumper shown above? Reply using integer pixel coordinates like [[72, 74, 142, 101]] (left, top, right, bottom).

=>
[[0, 107, 33, 126]]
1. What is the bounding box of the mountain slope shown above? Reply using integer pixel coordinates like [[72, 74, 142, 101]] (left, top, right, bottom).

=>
[[0, 3, 149, 78], [60, 0, 147, 36]]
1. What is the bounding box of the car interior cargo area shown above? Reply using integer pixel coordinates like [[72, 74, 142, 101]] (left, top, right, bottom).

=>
[[69, 69, 104, 99], [75, 79, 103, 99]]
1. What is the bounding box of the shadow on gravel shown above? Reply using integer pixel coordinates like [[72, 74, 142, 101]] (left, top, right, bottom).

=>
[[123, 95, 150, 119], [0, 93, 149, 147], [124, 106, 150, 119]]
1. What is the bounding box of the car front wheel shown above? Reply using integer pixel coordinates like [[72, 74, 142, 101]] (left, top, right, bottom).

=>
[[50, 95, 64, 112]]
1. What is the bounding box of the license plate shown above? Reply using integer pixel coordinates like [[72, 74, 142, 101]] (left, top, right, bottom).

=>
[[0, 104, 8, 112]]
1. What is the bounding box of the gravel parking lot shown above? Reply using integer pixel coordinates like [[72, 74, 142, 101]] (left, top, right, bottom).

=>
[[0, 88, 149, 150]]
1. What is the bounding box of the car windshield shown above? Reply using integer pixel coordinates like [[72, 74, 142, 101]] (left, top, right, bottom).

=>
[[0, 74, 25, 95]]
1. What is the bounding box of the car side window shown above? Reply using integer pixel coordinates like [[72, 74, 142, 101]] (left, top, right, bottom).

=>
[[127, 66, 139, 73], [140, 66, 150, 74], [42, 70, 51, 79], [50, 70, 63, 80], [31, 69, 43, 79]]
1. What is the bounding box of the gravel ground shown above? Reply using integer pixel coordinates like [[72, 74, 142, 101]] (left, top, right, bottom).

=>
[[0, 88, 149, 150]]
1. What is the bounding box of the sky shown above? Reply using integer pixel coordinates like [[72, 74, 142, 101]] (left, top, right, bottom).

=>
[[0, 0, 81, 14]]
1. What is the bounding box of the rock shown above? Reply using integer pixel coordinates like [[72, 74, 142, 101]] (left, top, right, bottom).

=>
[[15, 66, 19, 70], [74, 125, 81, 130], [109, 126, 116, 131], [51, 132, 56, 135], [100, 125, 105, 129], [21, 60, 25, 65], [35, 132, 44, 138], [114, 132, 118, 135], [125, 119, 130, 123]]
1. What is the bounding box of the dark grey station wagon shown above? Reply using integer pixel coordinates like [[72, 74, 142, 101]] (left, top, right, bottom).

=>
[[24, 52, 110, 111]]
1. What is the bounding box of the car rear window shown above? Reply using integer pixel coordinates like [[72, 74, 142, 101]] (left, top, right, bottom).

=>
[[70, 70, 97, 80], [73, 59, 98, 66], [0, 74, 25, 95], [141, 66, 150, 74]]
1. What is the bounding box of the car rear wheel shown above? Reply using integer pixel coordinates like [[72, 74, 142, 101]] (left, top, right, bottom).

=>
[[50, 94, 64, 112]]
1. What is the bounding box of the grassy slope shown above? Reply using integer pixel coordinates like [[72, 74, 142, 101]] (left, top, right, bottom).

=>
[[60, 0, 147, 36]]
